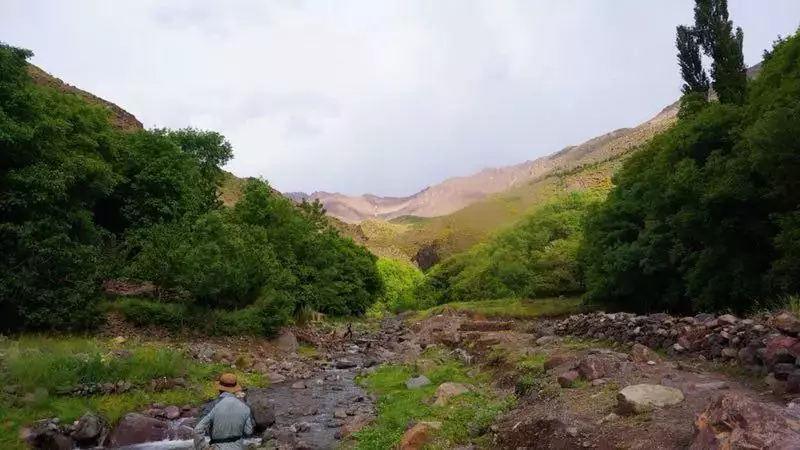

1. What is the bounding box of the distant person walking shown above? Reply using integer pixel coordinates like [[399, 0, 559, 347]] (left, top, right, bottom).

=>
[[194, 373, 254, 450]]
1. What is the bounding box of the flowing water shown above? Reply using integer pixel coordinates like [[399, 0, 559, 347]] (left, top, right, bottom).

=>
[[107, 346, 376, 450]]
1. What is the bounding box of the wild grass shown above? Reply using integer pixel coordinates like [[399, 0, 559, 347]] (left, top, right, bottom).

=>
[[415, 297, 586, 320], [0, 336, 266, 450], [352, 358, 513, 449]]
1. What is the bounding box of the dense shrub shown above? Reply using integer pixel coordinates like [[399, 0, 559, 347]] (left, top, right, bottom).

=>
[[369, 259, 426, 314], [419, 192, 597, 305], [0, 42, 382, 333], [582, 30, 800, 313]]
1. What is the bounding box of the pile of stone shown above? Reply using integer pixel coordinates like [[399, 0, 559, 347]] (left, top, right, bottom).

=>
[[555, 310, 800, 392]]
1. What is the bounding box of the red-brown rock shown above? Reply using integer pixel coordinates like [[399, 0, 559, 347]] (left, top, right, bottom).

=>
[[557, 371, 580, 388], [631, 343, 661, 363], [772, 311, 800, 335], [764, 336, 800, 367], [691, 392, 800, 449], [577, 355, 605, 381], [401, 421, 441, 450]]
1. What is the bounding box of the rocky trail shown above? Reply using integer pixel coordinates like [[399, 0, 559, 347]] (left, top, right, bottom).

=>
[[24, 311, 800, 449]]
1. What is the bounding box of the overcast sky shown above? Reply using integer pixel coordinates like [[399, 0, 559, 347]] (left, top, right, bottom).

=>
[[2, 1, 798, 196]]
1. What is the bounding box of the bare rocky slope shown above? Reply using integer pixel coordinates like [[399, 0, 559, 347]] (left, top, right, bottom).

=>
[[299, 102, 678, 224]]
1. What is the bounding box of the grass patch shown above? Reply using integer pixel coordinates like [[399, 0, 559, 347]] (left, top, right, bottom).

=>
[[416, 297, 586, 320], [297, 344, 319, 358], [352, 359, 513, 449], [0, 336, 267, 450]]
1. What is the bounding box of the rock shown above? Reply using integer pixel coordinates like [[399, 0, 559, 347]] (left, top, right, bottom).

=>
[[598, 412, 619, 424], [631, 343, 660, 363], [764, 336, 800, 366], [30, 430, 73, 450], [772, 311, 800, 335], [112, 336, 127, 345], [717, 314, 738, 326], [291, 381, 307, 389], [72, 412, 108, 447], [337, 414, 375, 438], [543, 355, 572, 371], [721, 347, 738, 359], [276, 330, 299, 353], [577, 356, 605, 381], [267, 372, 287, 384], [405, 375, 431, 389], [616, 384, 684, 414], [691, 392, 800, 449], [334, 409, 348, 419], [433, 382, 469, 406], [694, 381, 729, 391], [775, 363, 797, 380], [672, 343, 685, 353], [107, 413, 171, 447], [535, 336, 555, 345], [363, 356, 379, 368], [558, 371, 580, 388], [163, 406, 180, 420], [459, 321, 513, 332], [591, 378, 608, 387], [401, 421, 442, 450], [566, 427, 579, 437], [334, 359, 358, 369], [245, 389, 275, 431], [788, 370, 800, 394]]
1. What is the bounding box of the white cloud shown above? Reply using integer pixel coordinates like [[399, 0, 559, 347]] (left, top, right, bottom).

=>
[[2, 0, 799, 195]]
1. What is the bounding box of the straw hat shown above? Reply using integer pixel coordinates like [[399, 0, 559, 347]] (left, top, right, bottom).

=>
[[217, 373, 242, 393]]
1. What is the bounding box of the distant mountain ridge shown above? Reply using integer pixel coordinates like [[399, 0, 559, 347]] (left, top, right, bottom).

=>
[[304, 105, 677, 224]]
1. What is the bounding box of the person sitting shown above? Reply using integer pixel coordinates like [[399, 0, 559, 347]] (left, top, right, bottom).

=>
[[194, 373, 254, 450]]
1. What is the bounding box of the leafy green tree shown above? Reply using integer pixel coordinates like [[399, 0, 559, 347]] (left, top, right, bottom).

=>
[[693, 0, 746, 104], [676, 25, 710, 95], [0, 43, 122, 331]]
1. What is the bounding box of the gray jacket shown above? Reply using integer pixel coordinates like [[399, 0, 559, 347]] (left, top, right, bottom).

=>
[[194, 393, 254, 450]]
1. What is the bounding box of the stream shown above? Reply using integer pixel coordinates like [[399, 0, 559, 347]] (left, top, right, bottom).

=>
[[108, 338, 390, 450]]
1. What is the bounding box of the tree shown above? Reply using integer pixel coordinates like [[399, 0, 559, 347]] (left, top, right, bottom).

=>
[[676, 25, 710, 95], [692, 0, 746, 104]]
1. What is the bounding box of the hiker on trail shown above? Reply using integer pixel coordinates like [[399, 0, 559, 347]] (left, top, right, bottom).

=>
[[194, 373, 254, 450]]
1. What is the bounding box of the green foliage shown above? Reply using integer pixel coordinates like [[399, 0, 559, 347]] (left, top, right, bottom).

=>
[[372, 259, 426, 313], [676, 25, 710, 95], [110, 298, 189, 330], [0, 336, 267, 450], [414, 297, 585, 320], [691, 0, 747, 105], [582, 30, 800, 313], [352, 360, 512, 449], [0, 42, 382, 333], [419, 193, 598, 304], [0, 43, 116, 331]]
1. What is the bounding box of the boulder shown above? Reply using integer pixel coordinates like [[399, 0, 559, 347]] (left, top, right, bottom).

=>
[[246, 388, 276, 431], [72, 412, 108, 447], [107, 413, 172, 447], [433, 382, 469, 406], [267, 372, 287, 384], [30, 431, 73, 450], [405, 375, 432, 389], [788, 370, 800, 394], [557, 371, 580, 388], [764, 336, 800, 367], [276, 330, 299, 353], [617, 384, 684, 414], [164, 405, 181, 420], [291, 381, 307, 389], [334, 359, 358, 369], [717, 314, 738, 326], [543, 355, 572, 371], [772, 312, 800, 335], [631, 343, 661, 363], [577, 355, 605, 381], [535, 335, 555, 345], [691, 392, 800, 449], [401, 421, 442, 450]]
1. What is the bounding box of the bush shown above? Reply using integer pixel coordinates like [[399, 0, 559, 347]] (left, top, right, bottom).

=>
[[110, 298, 189, 330], [418, 192, 597, 304], [374, 259, 426, 312], [581, 30, 800, 313]]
